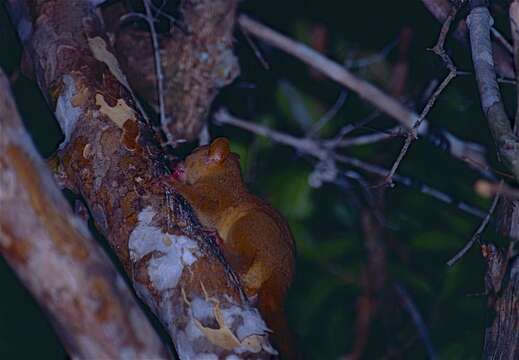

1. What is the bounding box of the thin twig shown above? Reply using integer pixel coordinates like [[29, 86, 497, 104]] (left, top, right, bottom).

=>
[[324, 111, 383, 148], [421, 0, 515, 80], [385, 135, 414, 186], [414, 70, 457, 131], [447, 182, 502, 267], [214, 110, 487, 218], [384, 5, 459, 185], [238, 14, 488, 178], [385, 71, 457, 184], [143, 0, 170, 144], [329, 128, 402, 147], [346, 38, 399, 69], [238, 15, 419, 128], [491, 27, 513, 54], [306, 90, 348, 137], [429, 2, 459, 72], [240, 24, 270, 70]]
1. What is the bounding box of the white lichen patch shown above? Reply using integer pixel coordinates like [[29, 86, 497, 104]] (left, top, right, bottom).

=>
[[191, 297, 215, 320], [184, 291, 277, 355], [55, 75, 81, 146], [95, 94, 136, 129], [221, 305, 270, 342], [129, 207, 200, 293], [87, 36, 130, 89]]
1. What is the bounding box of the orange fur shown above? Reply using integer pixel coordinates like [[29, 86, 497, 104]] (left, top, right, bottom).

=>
[[172, 138, 297, 358]]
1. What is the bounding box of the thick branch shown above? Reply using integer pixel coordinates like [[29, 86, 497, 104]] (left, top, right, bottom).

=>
[[0, 70, 169, 359], [467, 5, 519, 181], [239, 15, 419, 129], [113, 0, 240, 142], [5, 0, 275, 357], [464, 3, 519, 358]]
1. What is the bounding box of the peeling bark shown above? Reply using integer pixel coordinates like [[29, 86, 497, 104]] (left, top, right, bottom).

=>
[[0, 70, 169, 359], [5, 0, 275, 358], [111, 0, 240, 142]]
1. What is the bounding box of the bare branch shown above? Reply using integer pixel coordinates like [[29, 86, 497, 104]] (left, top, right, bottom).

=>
[[114, 0, 240, 142], [0, 70, 169, 359], [5, 1, 276, 357], [490, 27, 513, 54], [467, 4, 519, 181], [214, 110, 487, 218], [238, 15, 420, 129], [447, 182, 501, 267], [327, 127, 402, 148], [238, 14, 489, 174], [385, 8, 458, 185], [142, 0, 169, 144]]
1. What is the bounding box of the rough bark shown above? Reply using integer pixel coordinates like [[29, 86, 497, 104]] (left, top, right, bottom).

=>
[[111, 0, 240, 142], [464, 2, 519, 358], [0, 70, 169, 359], [483, 198, 519, 360], [467, 5, 519, 182], [5, 0, 276, 358]]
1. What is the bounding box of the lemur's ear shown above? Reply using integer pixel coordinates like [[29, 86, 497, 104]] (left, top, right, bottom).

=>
[[208, 137, 230, 163]]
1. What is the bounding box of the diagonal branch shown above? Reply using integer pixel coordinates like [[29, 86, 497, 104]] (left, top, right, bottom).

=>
[[446, 183, 501, 267], [385, 5, 460, 185], [214, 110, 487, 219], [5, 0, 276, 357], [238, 15, 419, 129], [0, 69, 169, 359], [238, 14, 490, 176]]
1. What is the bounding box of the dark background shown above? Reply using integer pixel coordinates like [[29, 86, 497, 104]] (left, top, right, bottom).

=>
[[1, 0, 515, 358]]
